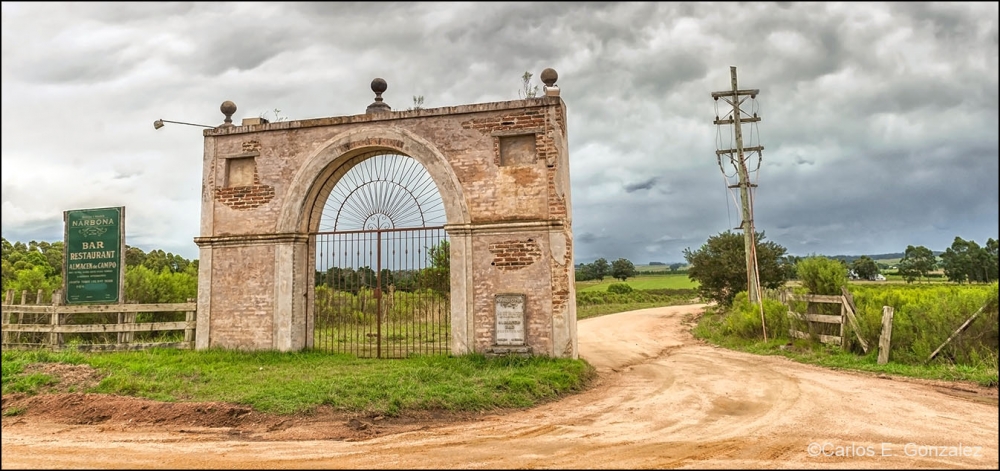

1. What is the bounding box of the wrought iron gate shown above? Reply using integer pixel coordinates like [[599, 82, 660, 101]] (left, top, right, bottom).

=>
[[310, 152, 449, 358]]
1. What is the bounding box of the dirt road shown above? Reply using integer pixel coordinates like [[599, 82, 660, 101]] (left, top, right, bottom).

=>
[[2, 304, 998, 469]]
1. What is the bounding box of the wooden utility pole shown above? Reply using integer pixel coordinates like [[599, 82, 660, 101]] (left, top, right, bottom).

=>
[[712, 66, 764, 304]]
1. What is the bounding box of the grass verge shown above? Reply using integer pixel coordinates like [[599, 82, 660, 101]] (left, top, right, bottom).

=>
[[576, 274, 697, 292], [692, 307, 999, 388], [1, 348, 595, 416]]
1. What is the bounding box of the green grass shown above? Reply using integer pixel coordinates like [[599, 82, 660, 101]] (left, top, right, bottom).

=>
[[692, 308, 999, 387], [1, 348, 595, 416], [576, 274, 698, 292]]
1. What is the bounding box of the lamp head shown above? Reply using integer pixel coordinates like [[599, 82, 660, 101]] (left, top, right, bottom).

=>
[[153, 119, 165, 130]]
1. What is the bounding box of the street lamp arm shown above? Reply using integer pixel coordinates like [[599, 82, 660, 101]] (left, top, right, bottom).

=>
[[153, 119, 215, 130]]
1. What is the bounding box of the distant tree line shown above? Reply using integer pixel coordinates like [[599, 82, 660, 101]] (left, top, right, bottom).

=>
[[315, 240, 450, 298], [575, 257, 638, 282], [2, 237, 197, 304], [682, 231, 999, 306]]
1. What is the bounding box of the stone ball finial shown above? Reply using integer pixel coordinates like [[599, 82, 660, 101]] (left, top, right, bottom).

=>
[[540, 68, 558, 87], [371, 77, 387, 95], [221, 100, 237, 125], [367, 77, 391, 114]]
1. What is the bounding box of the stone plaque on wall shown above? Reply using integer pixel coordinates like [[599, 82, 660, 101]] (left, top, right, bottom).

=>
[[495, 294, 526, 346]]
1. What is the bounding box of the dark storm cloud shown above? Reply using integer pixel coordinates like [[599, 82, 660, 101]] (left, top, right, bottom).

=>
[[624, 178, 658, 193], [1, 2, 997, 265]]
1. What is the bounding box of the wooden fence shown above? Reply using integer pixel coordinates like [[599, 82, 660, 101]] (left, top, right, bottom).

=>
[[781, 287, 870, 353], [2, 289, 195, 352]]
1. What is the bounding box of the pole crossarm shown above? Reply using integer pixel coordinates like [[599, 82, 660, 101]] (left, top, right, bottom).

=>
[[711, 89, 760, 99], [714, 117, 761, 125], [716, 145, 764, 156]]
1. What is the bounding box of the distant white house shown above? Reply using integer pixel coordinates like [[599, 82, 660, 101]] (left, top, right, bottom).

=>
[[849, 270, 886, 281]]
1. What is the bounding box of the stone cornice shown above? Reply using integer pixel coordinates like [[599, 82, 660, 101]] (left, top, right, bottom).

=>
[[203, 96, 565, 136], [194, 233, 309, 247]]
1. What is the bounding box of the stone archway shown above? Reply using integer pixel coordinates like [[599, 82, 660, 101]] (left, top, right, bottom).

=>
[[194, 74, 578, 358], [280, 128, 471, 357]]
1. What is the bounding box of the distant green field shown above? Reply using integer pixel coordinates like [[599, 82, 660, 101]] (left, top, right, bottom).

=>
[[634, 264, 684, 273], [576, 273, 698, 292]]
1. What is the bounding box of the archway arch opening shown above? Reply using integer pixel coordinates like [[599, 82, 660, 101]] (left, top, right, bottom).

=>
[[307, 151, 450, 358]]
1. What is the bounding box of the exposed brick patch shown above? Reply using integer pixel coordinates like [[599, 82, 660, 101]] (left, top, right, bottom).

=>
[[461, 112, 546, 134], [215, 185, 276, 210], [214, 164, 275, 210], [488, 239, 542, 271]]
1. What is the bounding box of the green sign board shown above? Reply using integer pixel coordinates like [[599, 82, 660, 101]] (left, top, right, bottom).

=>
[[64, 207, 124, 304]]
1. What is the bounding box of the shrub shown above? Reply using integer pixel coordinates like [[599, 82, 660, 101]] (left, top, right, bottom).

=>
[[606, 283, 634, 294], [796, 256, 847, 295], [722, 291, 789, 340]]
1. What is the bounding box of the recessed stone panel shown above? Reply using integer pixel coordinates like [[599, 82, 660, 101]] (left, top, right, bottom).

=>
[[498, 134, 537, 166], [227, 157, 257, 187]]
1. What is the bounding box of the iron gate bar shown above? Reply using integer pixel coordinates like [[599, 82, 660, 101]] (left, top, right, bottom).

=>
[[312, 226, 449, 358], [376, 229, 381, 358], [313, 225, 446, 236]]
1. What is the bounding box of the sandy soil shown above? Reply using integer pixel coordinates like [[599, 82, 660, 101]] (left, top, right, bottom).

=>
[[2, 304, 998, 469]]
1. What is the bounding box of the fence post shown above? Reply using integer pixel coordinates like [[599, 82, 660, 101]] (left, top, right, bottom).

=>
[[117, 312, 127, 345], [877, 306, 894, 365], [1, 292, 9, 346], [50, 311, 62, 350], [3, 290, 16, 346], [35, 289, 44, 305], [839, 301, 846, 350], [185, 310, 195, 346], [125, 311, 136, 344], [49, 289, 63, 349], [21, 290, 28, 305]]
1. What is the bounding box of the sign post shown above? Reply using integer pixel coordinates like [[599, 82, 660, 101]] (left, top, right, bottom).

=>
[[63, 206, 125, 304]]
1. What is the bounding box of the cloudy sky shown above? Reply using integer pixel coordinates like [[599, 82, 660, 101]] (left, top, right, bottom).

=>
[[2, 2, 997, 264]]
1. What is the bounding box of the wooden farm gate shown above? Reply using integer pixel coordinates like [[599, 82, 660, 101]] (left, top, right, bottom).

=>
[[782, 288, 869, 353]]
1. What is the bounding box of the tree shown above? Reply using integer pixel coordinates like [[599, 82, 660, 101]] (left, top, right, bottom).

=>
[[984, 238, 999, 282], [421, 240, 450, 297], [897, 245, 936, 283], [851, 256, 880, 281], [574, 263, 595, 282], [592, 258, 610, 281], [518, 71, 538, 99], [941, 237, 979, 284], [669, 262, 685, 273], [610, 258, 636, 282], [683, 230, 792, 306], [941, 236, 999, 284]]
